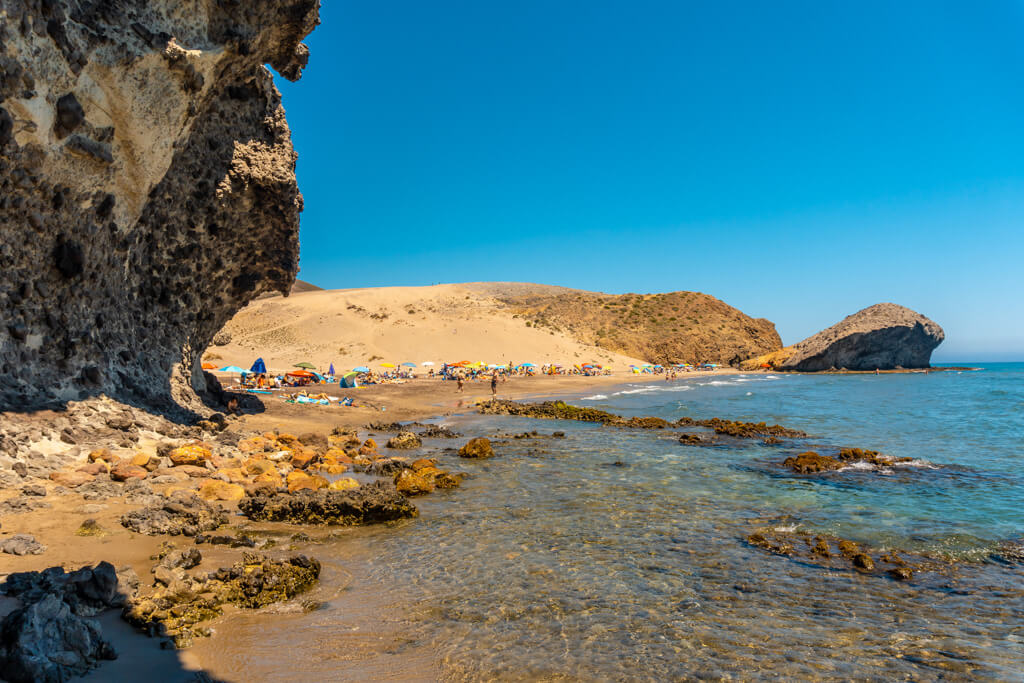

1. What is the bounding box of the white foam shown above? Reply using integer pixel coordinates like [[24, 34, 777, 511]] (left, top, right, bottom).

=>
[[746, 392, 753, 396], [581, 394, 608, 401], [773, 524, 798, 533]]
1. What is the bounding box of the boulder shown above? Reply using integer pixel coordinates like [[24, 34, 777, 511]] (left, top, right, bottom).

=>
[[239, 481, 418, 525], [1, 535, 47, 556], [286, 471, 328, 493], [49, 471, 94, 488], [775, 303, 944, 371], [169, 444, 212, 467], [386, 432, 422, 450], [327, 478, 360, 492], [120, 491, 227, 536], [458, 437, 494, 459], [394, 469, 434, 496], [783, 452, 843, 474], [198, 480, 246, 502], [0, 593, 116, 682], [109, 461, 148, 482]]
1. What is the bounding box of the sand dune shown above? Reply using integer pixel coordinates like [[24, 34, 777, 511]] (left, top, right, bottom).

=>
[[211, 283, 649, 373]]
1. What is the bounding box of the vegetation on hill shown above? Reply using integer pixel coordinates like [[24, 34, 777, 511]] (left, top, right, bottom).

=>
[[479, 285, 782, 366]]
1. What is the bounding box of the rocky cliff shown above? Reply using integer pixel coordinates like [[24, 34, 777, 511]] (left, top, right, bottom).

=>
[[0, 0, 319, 412], [746, 303, 944, 371]]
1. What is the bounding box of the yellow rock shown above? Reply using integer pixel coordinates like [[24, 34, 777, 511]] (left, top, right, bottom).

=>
[[286, 470, 327, 492], [394, 469, 434, 496], [130, 452, 160, 471], [169, 443, 212, 467], [237, 436, 268, 453], [88, 448, 117, 463], [218, 467, 249, 485], [198, 480, 246, 502], [320, 463, 348, 475], [253, 470, 283, 488], [328, 477, 360, 492], [244, 458, 277, 476]]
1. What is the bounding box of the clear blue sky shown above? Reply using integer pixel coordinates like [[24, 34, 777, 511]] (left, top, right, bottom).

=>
[[274, 1, 1024, 361]]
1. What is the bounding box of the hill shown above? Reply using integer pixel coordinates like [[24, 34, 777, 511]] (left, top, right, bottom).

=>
[[210, 283, 780, 371], [470, 283, 782, 366]]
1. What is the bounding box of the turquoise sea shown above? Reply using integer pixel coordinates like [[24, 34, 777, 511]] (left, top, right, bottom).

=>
[[207, 363, 1024, 680]]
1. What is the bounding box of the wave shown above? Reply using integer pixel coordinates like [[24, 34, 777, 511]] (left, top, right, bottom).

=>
[[581, 394, 608, 401]]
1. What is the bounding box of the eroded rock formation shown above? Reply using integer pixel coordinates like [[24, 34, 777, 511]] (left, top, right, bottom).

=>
[[745, 303, 944, 372], [0, 1, 320, 411]]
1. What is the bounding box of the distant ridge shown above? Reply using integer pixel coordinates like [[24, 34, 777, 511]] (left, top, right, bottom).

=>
[[257, 279, 323, 299]]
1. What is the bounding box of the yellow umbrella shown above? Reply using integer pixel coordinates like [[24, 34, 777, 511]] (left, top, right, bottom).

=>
[[380, 362, 396, 368]]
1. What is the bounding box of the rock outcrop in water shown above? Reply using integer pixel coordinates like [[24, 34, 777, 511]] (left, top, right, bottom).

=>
[[745, 303, 944, 371], [0, 1, 320, 412]]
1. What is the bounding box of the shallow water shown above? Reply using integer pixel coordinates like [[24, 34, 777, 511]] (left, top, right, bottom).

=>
[[201, 364, 1024, 681]]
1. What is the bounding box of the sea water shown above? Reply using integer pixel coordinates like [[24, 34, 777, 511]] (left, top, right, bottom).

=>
[[200, 364, 1024, 680]]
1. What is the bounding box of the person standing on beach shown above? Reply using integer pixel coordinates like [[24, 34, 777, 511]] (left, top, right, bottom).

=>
[[491, 373, 498, 397], [457, 375, 464, 393]]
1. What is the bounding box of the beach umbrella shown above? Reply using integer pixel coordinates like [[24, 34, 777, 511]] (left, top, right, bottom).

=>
[[328, 363, 335, 375], [286, 370, 315, 378], [352, 366, 370, 373], [218, 365, 247, 373], [294, 361, 316, 370], [518, 362, 536, 368], [201, 362, 217, 370], [401, 362, 417, 367], [641, 363, 654, 367], [250, 357, 267, 374], [422, 361, 435, 366], [380, 362, 396, 368]]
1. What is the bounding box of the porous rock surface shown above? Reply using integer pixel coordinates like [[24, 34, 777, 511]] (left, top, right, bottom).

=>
[[777, 304, 944, 371], [0, 0, 320, 411]]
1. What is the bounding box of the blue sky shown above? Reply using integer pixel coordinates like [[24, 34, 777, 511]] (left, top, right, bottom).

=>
[[274, 1, 1024, 360]]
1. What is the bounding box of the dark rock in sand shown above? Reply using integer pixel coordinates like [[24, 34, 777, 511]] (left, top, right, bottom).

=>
[[776, 303, 945, 371], [2, 562, 138, 615], [0, 592, 116, 683], [120, 491, 227, 536], [238, 481, 418, 526]]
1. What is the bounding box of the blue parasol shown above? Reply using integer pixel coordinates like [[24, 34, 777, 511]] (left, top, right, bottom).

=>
[[352, 366, 370, 373], [250, 357, 267, 374], [328, 363, 335, 375]]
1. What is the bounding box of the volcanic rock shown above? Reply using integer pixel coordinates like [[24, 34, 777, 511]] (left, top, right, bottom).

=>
[[458, 437, 494, 458], [386, 432, 422, 450], [120, 491, 227, 536], [238, 481, 418, 525], [771, 304, 944, 371], [0, 0, 320, 412]]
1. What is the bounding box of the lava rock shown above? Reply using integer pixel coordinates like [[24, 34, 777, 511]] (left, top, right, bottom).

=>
[[238, 480, 417, 525]]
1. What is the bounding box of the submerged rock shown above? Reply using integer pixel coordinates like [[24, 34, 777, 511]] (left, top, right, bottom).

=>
[[238, 481, 417, 525], [458, 437, 494, 458], [386, 432, 422, 450]]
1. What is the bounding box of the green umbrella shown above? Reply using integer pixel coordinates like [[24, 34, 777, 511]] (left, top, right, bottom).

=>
[[294, 362, 316, 370]]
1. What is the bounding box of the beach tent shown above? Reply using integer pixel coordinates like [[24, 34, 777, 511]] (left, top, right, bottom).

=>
[[311, 372, 325, 381], [352, 366, 370, 372], [218, 365, 247, 373], [340, 371, 360, 388], [250, 358, 267, 374], [201, 362, 217, 370], [380, 362, 396, 368]]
